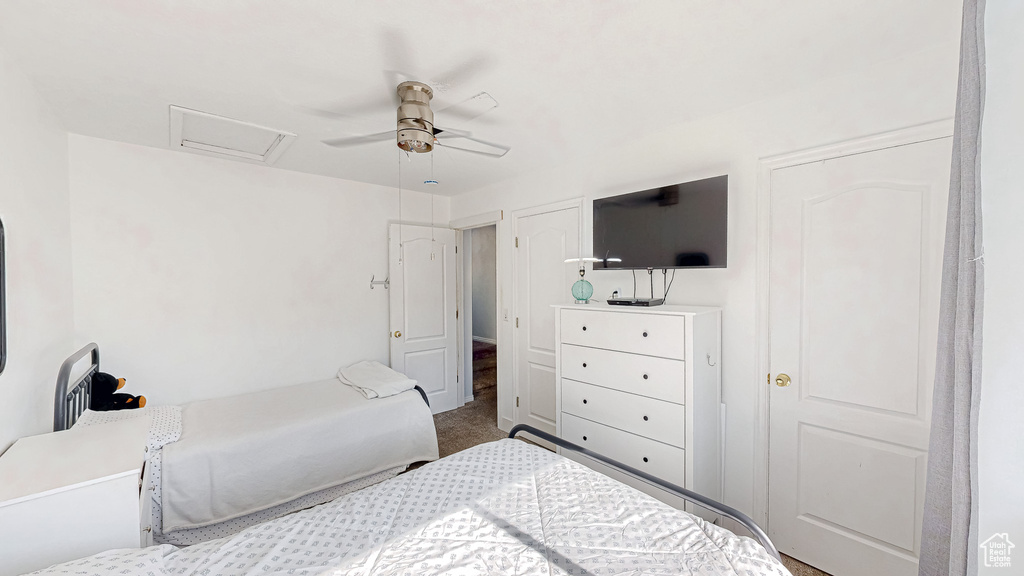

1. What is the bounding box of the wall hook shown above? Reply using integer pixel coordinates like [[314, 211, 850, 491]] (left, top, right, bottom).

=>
[[370, 274, 390, 290], [706, 353, 717, 367]]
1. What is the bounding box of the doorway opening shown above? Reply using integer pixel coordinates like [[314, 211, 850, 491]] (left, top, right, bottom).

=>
[[469, 224, 498, 403], [431, 223, 504, 457]]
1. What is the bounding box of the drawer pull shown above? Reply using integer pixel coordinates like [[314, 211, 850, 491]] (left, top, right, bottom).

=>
[[643, 415, 649, 421], [583, 399, 588, 404], [642, 331, 648, 337], [582, 435, 587, 441], [582, 326, 587, 331], [642, 373, 649, 380], [643, 457, 649, 463], [582, 362, 587, 368]]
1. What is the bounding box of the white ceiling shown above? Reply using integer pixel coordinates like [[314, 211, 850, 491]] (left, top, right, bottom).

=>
[[0, 1, 960, 196]]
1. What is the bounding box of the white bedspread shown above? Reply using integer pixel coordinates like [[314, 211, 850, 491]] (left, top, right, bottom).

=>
[[161, 379, 437, 532], [34, 440, 789, 576]]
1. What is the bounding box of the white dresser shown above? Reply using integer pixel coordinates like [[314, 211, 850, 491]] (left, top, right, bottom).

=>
[[0, 416, 151, 576], [554, 304, 722, 518]]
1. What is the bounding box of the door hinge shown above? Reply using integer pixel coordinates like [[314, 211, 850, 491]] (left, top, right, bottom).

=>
[[767, 373, 771, 386], [516, 317, 519, 328], [456, 310, 459, 319], [455, 246, 458, 253], [501, 210, 504, 220], [516, 396, 520, 407], [515, 237, 519, 248]]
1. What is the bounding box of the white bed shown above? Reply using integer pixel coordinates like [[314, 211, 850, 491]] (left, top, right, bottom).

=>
[[57, 344, 439, 545], [30, 438, 789, 576]]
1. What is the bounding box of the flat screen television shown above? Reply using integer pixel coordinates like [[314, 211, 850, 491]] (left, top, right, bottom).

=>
[[593, 175, 727, 270]]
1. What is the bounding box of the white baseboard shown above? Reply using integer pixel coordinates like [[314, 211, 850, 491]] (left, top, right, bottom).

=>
[[472, 336, 497, 345], [499, 417, 514, 433], [465, 394, 474, 403]]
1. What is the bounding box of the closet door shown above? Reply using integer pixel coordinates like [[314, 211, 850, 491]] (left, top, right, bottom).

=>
[[389, 224, 459, 414], [768, 137, 951, 576], [512, 203, 580, 435]]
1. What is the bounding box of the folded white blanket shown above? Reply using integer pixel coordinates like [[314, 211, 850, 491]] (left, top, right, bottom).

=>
[[337, 360, 417, 398]]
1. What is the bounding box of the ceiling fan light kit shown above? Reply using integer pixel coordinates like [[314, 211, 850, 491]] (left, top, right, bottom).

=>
[[396, 81, 434, 153]]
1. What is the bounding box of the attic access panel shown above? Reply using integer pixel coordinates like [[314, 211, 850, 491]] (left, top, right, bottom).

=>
[[169, 106, 295, 165]]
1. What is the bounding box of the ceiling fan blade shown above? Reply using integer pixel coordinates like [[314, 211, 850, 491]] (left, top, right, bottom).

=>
[[381, 70, 412, 106], [432, 126, 472, 138], [321, 130, 396, 149], [434, 141, 508, 158], [290, 90, 394, 120], [433, 131, 510, 158], [379, 27, 420, 102], [380, 28, 417, 72], [433, 54, 492, 90], [296, 105, 351, 120], [435, 92, 499, 121], [291, 30, 414, 121]]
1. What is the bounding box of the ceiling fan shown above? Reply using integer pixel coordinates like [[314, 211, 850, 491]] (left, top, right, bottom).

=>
[[320, 81, 511, 158]]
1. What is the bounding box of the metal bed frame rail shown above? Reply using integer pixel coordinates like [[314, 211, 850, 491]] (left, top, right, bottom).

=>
[[508, 424, 781, 561], [53, 343, 100, 432]]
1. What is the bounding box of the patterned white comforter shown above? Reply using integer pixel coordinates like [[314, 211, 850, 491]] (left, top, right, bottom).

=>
[[31, 440, 789, 576]]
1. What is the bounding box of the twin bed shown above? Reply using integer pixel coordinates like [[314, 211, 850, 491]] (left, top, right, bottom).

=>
[[54, 344, 438, 545], [43, 344, 788, 576]]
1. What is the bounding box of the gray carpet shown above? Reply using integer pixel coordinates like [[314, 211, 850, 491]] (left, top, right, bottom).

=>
[[424, 342, 504, 463], [472, 340, 497, 394], [780, 555, 830, 576], [432, 385, 505, 459]]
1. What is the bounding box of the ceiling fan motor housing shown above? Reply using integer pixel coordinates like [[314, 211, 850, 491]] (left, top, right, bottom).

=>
[[396, 81, 434, 153]]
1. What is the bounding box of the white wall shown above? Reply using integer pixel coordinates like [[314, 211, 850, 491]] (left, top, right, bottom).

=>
[[471, 225, 497, 342], [68, 136, 448, 406], [978, 3, 1024, 573], [0, 49, 75, 452], [451, 42, 961, 517]]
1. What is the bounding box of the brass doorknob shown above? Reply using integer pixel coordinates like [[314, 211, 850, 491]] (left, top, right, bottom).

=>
[[393, 330, 402, 338], [775, 373, 792, 387]]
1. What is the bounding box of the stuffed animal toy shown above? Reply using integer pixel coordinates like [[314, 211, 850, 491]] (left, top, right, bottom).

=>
[[90, 372, 146, 411]]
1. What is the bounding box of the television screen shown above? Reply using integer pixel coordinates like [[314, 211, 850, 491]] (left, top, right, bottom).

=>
[[593, 175, 727, 269]]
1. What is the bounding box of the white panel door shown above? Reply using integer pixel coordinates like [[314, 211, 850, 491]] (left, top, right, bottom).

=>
[[513, 206, 580, 434], [389, 224, 459, 414], [768, 137, 951, 576]]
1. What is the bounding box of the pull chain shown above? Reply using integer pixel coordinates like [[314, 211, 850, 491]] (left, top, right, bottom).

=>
[[397, 147, 401, 264], [430, 153, 436, 261]]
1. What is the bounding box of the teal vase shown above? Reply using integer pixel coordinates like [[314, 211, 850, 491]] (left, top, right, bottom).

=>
[[571, 278, 594, 303]]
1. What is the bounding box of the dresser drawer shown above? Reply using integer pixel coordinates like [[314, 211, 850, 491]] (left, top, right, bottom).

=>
[[560, 309, 685, 359], [561, 344, 685, 404], [561, 413, 685, 487], [561, 379, 685, 447]]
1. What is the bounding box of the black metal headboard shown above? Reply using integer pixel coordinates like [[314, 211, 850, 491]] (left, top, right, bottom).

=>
[[53, 343, 100, 431]]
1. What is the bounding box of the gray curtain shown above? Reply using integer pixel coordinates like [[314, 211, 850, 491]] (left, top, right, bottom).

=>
[[919, 1, 986, 575]]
